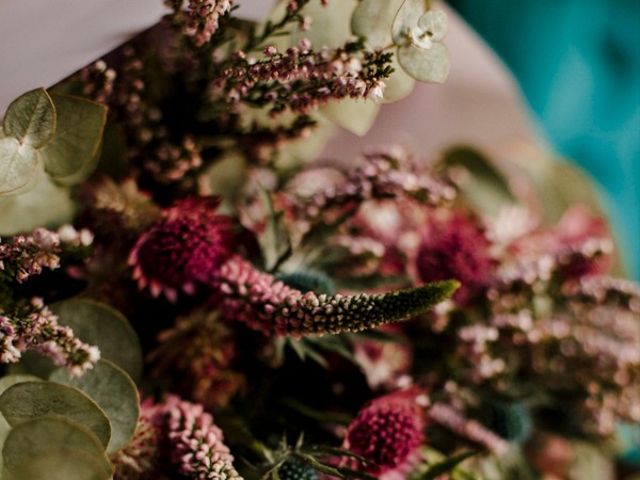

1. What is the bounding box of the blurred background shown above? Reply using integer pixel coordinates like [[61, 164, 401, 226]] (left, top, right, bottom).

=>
[[448, 0, 640, 279]]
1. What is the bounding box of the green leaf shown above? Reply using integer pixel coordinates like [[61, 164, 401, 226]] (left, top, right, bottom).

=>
[[351, 0, 404, 48], [321, 98, 380, 136], [391, 0, 428, 45], [0, 381, 111, 449], [0, 375, 42, 397], [291, 0, 358, 49], [0, 174, 74, 235], [2, 416, 113, 480], [51, 299, 143, 383], [397, 42, 450, 83], [3, 88, 56, 148], [441, 146, 516, 216], [383, 56, 416, 102], [40, 93, 107, 182], [50, 359, 140, 453], [419, 451, 478, 480], [0, 137, 41, 196]]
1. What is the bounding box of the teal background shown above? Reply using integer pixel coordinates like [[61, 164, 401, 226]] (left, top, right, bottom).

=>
[[449, 0, 640, 279]]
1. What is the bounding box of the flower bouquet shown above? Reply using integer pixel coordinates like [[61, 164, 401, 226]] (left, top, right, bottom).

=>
[[0, 1, 638, 479]]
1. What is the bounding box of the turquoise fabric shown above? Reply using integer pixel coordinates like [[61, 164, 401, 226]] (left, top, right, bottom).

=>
[[449, 0, 640, 279]]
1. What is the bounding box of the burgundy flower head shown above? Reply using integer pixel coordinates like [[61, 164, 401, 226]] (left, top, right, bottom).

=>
[[417, 213, 494, 305], [344, 389, 425, 476], [129, 197, 235, 302]]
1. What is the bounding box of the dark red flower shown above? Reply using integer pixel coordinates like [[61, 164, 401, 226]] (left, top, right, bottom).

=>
[[129, 197, 235, 302], [344, 390, 425, 476], [416, 213, 494, 305]]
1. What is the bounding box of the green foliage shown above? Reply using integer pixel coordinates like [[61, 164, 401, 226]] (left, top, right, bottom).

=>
[[0, 88, 107, 234], [397, 42, 449, 83], [2, 416, 113, 480], [441, 146, 517, 216], [0, 381, 111, 448], [277, 269, 336, 295], [3, 88, 56, 148], [51, 299, 143, 382], [352, 0, 405, 49], [42, 93, 107, 184], [50, 359, 140, 453]]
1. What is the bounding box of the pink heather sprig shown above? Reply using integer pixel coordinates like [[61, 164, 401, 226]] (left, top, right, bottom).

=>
[[215, 255, 458, 336], [0, 298, 100, 376], [343, 389, 426, 476], [295, 151, 456, 228], [152, 395, 242, 480], [219, 39, 393, 114], [0, 226, 92, 284], [184, 0, 234, 46]]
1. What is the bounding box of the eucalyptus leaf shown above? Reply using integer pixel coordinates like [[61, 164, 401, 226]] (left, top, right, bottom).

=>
[[40, 93, 107, 181], [3, 88, 56, 148], [2, 416, 113, 480], [50, 359, 140, 453], [291, 0, 357, 49], [321, 98, 380, 136], [351, 0, 404, 49], [0, 375, 42, 396], [0, 137, 41, 196], [51, 298, 143, 382], [392, 0, 428, 45], [0, 174, 74, 235], [0, 381, 111, 449], [383, 56, 416, 102], [441, 146, 516, 216], [397, 42, 450, 83]]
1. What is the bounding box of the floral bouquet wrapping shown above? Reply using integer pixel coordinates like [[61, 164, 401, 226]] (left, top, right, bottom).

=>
[[0, 1, 638, 479]]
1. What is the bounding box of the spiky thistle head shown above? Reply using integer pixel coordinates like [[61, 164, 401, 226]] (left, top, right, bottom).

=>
[[344, 389, 426, 476], [277, 459, 319, 480], [129, 197, 235, 302]]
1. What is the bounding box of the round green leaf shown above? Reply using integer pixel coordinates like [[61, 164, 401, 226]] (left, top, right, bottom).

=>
[[291, 0, 357, 49], [0, 137, 42, 196], [391, 0, 428, 45], [50, 359, 140, 453], [51, 299, 143, 382], [0, 375, 42, 397], [321, 98, 380, 136], [3, 88, 56, 148], [383, 56, 416, 102], [351, 0, 404, 49], [0, 381, 111, 449], [2, 416, 113, 480], [397, 42, 450, 83], [0, 174, 74, 235], [41, 94, 107, 180]]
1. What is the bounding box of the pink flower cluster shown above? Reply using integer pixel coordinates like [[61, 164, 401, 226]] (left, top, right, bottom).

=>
[[151, 395, 241, 480], [220, 40, 392, 114], [344, 389, 425, 477], [129, 197, 235, 302], [0, 226, 92, 283], [215, 255, 457, 336], [0, 298, 100, 376], [183, 0, 234, 47]]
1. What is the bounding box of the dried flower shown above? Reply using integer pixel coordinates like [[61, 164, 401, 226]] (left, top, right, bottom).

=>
[[416, 213, 495, 305], [344, 389, 425, 476], [129, 197, 235, 302], [152, 395, 242, 480], [215, 255, 458, 336], [0, 298, 99, 376], [278, 459, 319, 480], [182, 0, 234, 47], [150, 310, 243, 408]]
